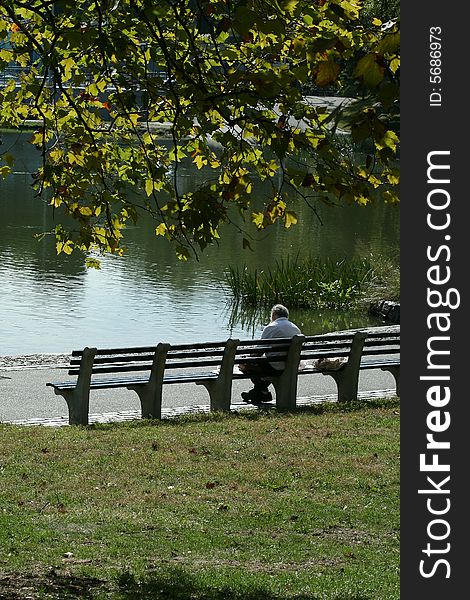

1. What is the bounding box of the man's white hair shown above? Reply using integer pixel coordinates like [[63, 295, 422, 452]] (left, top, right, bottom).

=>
[[271, 304, 289, 319]]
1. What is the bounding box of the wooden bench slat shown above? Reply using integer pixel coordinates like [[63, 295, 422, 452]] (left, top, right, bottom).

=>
[[304, 333, 356, 341], [360, 359, 400, 367], [300, 350, 353, 359], [71, 340, 232, 358], [69, 357, 232, 376], [49, 371, 223, 391], [70, 348, 228, 366]]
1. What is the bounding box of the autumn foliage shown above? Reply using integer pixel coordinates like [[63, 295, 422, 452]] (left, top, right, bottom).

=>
[[0, 0, 399, 260]]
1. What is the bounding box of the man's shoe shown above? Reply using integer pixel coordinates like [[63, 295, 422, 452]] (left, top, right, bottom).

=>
[[258, 391, 273, 403], [241, 391, 255, 403], [241, 390, 272, 404]]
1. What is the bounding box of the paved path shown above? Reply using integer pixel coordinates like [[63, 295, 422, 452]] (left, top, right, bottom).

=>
[[0, 357, 398, 426]]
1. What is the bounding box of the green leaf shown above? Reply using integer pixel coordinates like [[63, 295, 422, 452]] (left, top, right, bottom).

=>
[[377, 32, 400, 55], [316, 60, 340, 87], [354, 54, 385, 87], [3, 153, 15, 167]]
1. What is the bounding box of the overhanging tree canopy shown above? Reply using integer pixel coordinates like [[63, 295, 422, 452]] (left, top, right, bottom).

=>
[[0, 0, 399, 262]]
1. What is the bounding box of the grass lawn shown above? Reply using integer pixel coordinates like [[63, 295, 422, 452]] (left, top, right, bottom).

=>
[[0, 399, 400, 599]]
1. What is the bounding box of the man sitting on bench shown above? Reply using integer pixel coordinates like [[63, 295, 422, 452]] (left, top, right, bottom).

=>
[[240, 304, 302, 404]]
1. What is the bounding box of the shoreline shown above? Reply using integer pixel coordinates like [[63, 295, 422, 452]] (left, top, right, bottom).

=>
[[0, 353, 70, 370]]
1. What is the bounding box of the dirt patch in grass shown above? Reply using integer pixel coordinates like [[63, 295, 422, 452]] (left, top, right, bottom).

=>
[[0, 571, 104, 599]]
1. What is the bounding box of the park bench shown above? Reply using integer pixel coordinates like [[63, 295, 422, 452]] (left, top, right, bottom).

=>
[[46, 336, 304, 425], [358, 329, 400, 395], [46, 327, 399, 425], [296, 327, 400, 400]]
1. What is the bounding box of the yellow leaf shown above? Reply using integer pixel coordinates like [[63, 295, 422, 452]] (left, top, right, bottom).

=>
[[390, 57, 400, 73], [85, 257, 102, 269], [88, 83, 99, 96], [251, 212, 265, 229], [281, 0, 299, 14], [30, 132, 43, 145], [194, 155, 207, 170], [57, 241, 74, 255], [284, 211, 298, 229], [129, 113, 139, 127], [383, 190, 399, 204], [62, 57, 75, 80], [145, 179, 154, 196], [96, 79, 108, 93], [376, 130, 399, 152], [50, 196, 63, 208], [0, 50, 13, 61], [0, 166, 11, 179]]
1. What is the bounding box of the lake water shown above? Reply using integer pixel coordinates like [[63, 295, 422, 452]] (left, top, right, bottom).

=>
[[0, 131, 399, 356]]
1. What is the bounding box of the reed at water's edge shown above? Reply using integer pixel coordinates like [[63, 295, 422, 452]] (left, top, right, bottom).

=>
[[225, 253, 400, 310]]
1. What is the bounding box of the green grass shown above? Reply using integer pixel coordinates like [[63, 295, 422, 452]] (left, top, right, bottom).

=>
[[0, 399, 400, 599]]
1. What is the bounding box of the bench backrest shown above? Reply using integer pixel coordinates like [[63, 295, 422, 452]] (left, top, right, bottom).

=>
[[300, 332, 357, 363], [68, 328, 400, 377], [299, 329, 400, 362], [233, 338, 292, 366], [362, 330, 400, 358], [68, 341, 236, 376]]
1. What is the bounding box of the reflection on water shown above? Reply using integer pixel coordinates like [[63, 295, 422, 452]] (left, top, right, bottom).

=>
[[0, 132, 398, 355]]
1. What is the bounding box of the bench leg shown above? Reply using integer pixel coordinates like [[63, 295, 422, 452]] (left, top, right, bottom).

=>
[[127, 343, 170, 420], [324, 369, 360, 403], [381, 365, 400, 397], [265, 334, 304, 410], [54, 388, 90, 426], [196, 380, 231, 412], [128, 384, 163, 420], [269, 372, 299, 409], [196, 339, 240, 412], [54, 347, 96, 425], [322, 331, 366, 402]]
